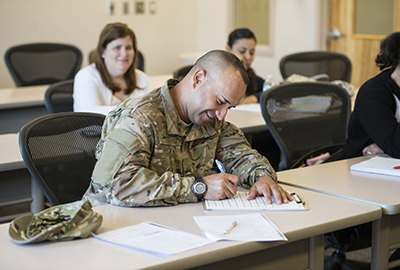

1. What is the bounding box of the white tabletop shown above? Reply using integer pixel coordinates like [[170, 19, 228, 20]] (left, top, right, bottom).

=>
[[0, 185, 381, 270], [148, 73, 172, 89], [0, 74, 173, 110], [278, 156, 400, 215], [0, 133, 24, 171], [0, 85, 48, 109], [225, 104, 267, 133]]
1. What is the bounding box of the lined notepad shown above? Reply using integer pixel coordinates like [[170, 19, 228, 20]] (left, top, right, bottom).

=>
[[350, 156, 400, 177], [204, 191, 307, 211]]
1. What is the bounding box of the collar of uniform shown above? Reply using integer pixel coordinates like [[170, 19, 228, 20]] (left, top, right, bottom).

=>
[[161, 79, 218, 140]]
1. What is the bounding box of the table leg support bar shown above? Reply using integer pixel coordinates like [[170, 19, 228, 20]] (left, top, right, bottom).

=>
[[371, 215, 390, 270], [309, 234, 324, 270]]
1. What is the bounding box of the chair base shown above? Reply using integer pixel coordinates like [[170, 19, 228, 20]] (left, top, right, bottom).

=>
[[324, 251, 370, 270]]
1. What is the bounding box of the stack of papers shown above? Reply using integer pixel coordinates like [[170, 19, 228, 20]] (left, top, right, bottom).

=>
[[193, 213, 287, 242], [93, 222, 213, 257], [351, 156, 400, 177]]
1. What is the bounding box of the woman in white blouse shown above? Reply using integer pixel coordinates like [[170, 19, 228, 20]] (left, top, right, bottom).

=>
[[74, 22, 151, 115]]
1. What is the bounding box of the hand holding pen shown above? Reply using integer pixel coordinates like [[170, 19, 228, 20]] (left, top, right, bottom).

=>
[[198, 160, 238, 200], [215, 160, 292, 204]]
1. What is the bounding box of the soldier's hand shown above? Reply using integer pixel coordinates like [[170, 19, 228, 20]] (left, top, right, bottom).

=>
[[247, 176, 293, 204], [202, 173, 238, 200]]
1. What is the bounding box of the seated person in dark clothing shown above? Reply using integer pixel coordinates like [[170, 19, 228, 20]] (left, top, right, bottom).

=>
[[340, 31, 400, 268], [341, 31, 400, 159]]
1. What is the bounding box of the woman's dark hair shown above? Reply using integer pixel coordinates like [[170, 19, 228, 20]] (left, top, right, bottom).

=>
[[375, 32, 400, 70], [227, 28, 258, 96], [227, 28, 257, 48], [95, 22, 141, 95]]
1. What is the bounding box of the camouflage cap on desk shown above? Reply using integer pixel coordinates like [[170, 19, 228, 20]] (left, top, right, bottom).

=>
[[8, 200, 102, 244]]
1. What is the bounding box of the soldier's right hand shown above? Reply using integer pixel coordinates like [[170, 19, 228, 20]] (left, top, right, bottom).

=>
[[202, 173, 238, 200]]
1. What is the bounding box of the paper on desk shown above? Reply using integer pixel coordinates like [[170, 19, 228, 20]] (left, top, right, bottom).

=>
[[193, 213, 287, 242], [93, 221, 213, 257], [205, 191, 307, 211], [351, 156, 400, 177], [230, 103, 261, 113]]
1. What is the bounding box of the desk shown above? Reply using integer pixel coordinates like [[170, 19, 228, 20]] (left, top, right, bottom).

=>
[[149, 73, 172, 89], [0, 85, 49, 134], [0, 74, 173, 134], [0, 75, 262, 135], [226, 105, 266, 134], [225, 104, 267, 145], [0, 185, 381, 270], [0, 133, 43, 223], [278, 156, 400, 269]]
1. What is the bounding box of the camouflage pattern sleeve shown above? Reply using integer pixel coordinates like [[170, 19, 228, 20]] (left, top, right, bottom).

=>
[[84, 99, 198, 207], [215, 121, 277, 189]]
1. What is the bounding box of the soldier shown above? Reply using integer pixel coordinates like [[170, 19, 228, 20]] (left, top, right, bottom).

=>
[[83, 50, 292, 207]]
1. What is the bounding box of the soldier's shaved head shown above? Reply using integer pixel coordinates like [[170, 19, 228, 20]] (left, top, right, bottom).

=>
[[189, 50, 249, 86]]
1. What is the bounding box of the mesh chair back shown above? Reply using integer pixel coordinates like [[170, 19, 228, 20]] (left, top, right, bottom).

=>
[[260, 82, 350, 171], [19, 112, 105, 206], [44, 79, 74, 113], [173, 65, 193, 81], [136, 50, 145, 72], [279, 51, 352, 82], [5, 43, 82, 87]]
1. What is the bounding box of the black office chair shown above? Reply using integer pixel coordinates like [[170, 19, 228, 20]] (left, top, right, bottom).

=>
[[19, 112, 105, 206], [280, 51, 352, 82], [88, 49, 145, 72], [4, 43, 82, 87], [173, 65, 193, 81], [324, 222, 372, 270], [135, 50, 145, 72], [260, 81, 350, 171], [44, 79, 74, 113]]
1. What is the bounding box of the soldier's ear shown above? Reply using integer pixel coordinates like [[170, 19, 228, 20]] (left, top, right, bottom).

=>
[[192, 69, 206, 89]]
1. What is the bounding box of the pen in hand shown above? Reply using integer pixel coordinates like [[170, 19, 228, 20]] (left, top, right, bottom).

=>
[[215, 159, 226, 173], [223, 221, 238, 235]]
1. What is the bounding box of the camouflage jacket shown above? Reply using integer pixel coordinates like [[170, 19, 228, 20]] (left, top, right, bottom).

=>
[[83, 79, 276, 207]]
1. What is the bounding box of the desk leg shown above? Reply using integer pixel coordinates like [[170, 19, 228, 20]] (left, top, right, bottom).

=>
[[30, 178, 44, 214], [309, 235, 324, 270], [371, 215, 390, 270]]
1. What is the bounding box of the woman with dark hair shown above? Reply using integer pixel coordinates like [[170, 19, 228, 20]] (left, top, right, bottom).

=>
[[226, 28, 265, 104], [74, 22, 151, 115], [341, 32, 400, 158]]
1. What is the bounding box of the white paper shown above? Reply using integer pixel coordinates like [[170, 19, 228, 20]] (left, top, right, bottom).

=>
[[93, 222, 213, 257], [351, 156, 400, 177], [193, 213, 287, 242], [231, 103, 261, 113], [205, 191, 307, 211]]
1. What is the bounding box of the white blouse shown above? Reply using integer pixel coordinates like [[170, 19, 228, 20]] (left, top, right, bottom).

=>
[[73, 63, 152, 115]]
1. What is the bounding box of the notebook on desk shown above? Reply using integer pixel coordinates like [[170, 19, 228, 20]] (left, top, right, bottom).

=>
[[350, 156, 400, 177], [204, 191, 307, 211]]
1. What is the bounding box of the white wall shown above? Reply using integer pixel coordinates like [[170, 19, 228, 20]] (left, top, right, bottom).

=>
[[251, 0, 323, 85], [0, 0, 199, 88], [0, 0, 322, 88]]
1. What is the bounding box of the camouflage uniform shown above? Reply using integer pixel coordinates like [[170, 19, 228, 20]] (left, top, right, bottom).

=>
[[83, 79, 276, 207]]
